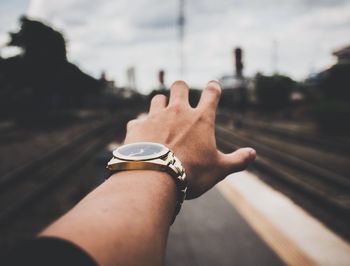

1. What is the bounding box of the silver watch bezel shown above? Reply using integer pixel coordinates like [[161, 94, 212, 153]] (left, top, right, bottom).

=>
[[112, 142, 170, 161]]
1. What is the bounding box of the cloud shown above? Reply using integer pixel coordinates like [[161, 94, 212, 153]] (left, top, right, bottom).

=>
[[1, 0, 347, 93]]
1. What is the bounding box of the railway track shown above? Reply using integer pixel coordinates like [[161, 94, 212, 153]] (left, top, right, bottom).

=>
[[0, 122, 27, 142], [239, 118, 350, 155], [216, 124, 350, 241], [0, 111, 135, 225]]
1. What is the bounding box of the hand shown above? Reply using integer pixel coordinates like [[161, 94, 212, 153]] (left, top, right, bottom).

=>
[[124, 80, 256, 199]]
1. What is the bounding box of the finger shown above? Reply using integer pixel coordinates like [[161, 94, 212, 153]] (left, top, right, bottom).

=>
[[149, 94, 167, 114], [169, 80, 189, 106], [220, 147, 256, 173], [198, 80, 222, 114], [126, 119, 138, 131]]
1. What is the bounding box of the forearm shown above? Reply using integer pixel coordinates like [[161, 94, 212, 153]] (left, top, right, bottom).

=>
[[40, 170, 177, 266]]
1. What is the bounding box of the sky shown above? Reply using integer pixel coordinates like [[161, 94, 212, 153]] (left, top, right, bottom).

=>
[[0, 0, 349, 93]]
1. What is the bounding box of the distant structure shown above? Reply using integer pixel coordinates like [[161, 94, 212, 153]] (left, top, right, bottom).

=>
[[126, 67, 137, 91], [219, 47, 249, 109], [304, 43, 350, 103], [100, 71, 107, 83], [147, 70, 169, 105], [302, 44, 350, 132], [234, 47, 243, 78], [99, 71, 117, 94], [178, 0, 185, 77], [158, 69, 166, 90], [333, 45, 350, 64]]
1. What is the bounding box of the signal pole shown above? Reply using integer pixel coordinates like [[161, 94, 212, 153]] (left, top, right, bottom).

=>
[[178, 0, 185, 78], [234, 47, 243, 78]]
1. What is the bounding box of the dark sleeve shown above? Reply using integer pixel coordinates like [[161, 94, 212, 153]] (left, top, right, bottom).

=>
[[2, 236, 98, 266]]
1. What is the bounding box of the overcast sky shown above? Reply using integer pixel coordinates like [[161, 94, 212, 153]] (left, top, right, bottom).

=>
[[0, 0, 349, 93]]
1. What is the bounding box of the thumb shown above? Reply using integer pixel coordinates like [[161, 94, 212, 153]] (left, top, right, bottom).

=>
[[220, 147, 256, 173]]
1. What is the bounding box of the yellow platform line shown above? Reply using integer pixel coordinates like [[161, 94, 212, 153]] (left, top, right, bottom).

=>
[[217, 180, 317, 266]]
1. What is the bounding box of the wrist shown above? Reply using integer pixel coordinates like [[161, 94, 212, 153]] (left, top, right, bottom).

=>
[[106, 142, 188, 222], [107, 170, 177, 222]]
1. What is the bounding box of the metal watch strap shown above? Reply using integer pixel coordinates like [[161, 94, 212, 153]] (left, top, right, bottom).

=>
[[165, 152, 187, 223]]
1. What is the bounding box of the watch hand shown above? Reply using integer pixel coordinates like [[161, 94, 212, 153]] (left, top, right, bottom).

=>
[[128, 149, 144, 156]]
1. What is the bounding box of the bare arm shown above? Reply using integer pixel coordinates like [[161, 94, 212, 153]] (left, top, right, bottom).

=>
[[40, 80, 256, 266], [41, 170, 176, 266]]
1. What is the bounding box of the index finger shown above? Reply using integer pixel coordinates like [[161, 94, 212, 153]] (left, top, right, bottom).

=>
[[197, 80, 222, 112]]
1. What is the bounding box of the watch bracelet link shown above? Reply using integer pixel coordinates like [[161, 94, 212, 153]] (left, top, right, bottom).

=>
[[163, 151, 187, 223], [166, 152, 187, 223]]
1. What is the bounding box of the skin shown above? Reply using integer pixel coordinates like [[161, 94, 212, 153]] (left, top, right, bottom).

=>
[[40, 80, 256, 266]]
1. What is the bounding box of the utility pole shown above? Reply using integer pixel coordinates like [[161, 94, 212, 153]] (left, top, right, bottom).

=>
[[178, 0, 185, 78], [272, 40, 278, 74], [126, 67, 137, 91]]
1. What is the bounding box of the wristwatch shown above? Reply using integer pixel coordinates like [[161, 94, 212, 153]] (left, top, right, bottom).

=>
[[106, 142, 188, 223]]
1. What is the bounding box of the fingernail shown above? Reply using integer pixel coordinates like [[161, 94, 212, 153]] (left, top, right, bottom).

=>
[[207, 79, 220, 85], [248, 149, 256, 161]]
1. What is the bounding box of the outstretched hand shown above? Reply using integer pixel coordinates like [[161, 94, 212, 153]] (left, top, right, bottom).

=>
[[37, 80, 257, 266], [124, 80, 256, 199]]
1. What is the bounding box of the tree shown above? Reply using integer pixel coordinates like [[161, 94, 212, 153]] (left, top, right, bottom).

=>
[[255, 73, 295, 109]]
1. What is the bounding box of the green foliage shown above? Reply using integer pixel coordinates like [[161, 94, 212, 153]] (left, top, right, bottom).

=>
[[255, 73, 295, 109]]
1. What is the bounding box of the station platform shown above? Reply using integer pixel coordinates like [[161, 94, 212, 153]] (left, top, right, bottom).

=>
[[166, 171, 350, 266]]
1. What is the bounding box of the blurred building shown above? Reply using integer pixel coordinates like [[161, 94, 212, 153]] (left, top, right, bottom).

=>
[[333, 45, 350, 64], [99, 71, 117, 94]]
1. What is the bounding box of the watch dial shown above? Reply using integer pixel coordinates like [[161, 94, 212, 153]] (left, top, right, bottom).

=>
[[114, 142, 167, 160]]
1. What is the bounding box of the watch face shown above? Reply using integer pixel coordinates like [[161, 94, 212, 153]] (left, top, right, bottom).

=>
[[113, 142, 169, 161]]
